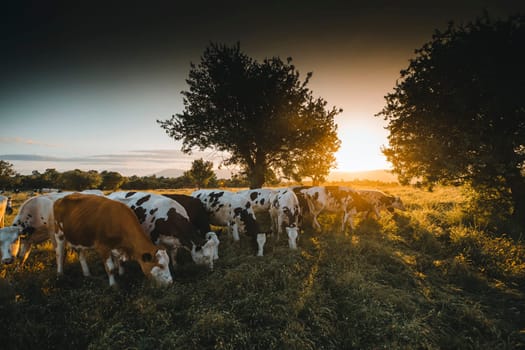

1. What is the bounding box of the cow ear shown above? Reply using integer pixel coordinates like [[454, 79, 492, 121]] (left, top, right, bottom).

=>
[[142, 253, 153, 262]]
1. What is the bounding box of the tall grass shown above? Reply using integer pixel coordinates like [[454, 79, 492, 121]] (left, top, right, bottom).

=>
[[1, 185, 524, 349]]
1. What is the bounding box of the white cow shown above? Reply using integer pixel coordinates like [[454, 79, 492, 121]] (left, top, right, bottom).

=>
[[192, 189, 268, 256], [269, 188, 301, 249]]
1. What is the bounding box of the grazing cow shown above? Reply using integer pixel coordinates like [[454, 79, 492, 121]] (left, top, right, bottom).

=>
[[54, 193, 173, 286], [302, 186, 371, 233], [237, 188, 277, 213], [357, 189, 406, 218], [192, 189, 268, 256], [107, 191, 218, 270], [0, 195, 13, 228], [4, 190, 104, 266], [161, 193, 213, 235], [269, 188, 301, 249], [291, 186, 313, 228]]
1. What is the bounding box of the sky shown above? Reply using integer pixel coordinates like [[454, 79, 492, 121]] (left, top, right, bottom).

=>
[[1, 0, 524, 176]]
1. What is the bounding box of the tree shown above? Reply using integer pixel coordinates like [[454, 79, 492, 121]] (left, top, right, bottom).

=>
[[378, 14, 525, 223], [100, 171, 124, 191], [60, 169, 102, 191], [0, 160, 17, 189], [158, 42, 341, 188], [185, 158, 216, 189]]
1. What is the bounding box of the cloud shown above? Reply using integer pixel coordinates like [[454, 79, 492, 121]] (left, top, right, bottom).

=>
[[0, 137, 62, 148], [0, 149, 232, 176]]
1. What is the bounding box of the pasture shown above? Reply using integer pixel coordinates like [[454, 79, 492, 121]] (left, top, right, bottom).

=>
[[1, 184, 524, 349]]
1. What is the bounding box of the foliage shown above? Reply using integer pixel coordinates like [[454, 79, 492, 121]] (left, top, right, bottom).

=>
[[158, 42, 341, 188], [378, 14, 525, 226], [100, 171, 125, 191], [1, 185, 524, 349], [59, 169, 102, 191], [0, 160, 17, 189], [185, 158, 217, 189]]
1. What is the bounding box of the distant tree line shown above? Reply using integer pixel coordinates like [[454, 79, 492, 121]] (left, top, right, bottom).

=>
[[0, 159, 261, 192]]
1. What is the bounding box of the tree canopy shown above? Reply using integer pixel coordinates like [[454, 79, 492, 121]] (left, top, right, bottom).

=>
[[158, 42, 341, 188], [185, 158, 216, 189], [378, 14, 525, 223]]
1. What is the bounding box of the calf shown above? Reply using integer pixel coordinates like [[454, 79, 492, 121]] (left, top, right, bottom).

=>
[[357, 189, 406, 218], [302, 186, 371, 233], [269, 188, 301, 249], [54, 193, 172, 287], [107, 191, 218, 270], [192, 189, 268, 256]]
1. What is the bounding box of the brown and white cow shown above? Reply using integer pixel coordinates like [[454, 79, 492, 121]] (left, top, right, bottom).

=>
[[357, 189, 406, 218], [192, 189, 268, 256], [54, 193, 173, 287], [301, 186, 371, 233], [107, 191, 218, 270], [269, 188, 301, 249], [2, 190, 104, 266]]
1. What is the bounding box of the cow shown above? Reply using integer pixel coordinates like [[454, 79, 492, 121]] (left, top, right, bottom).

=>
[[356, 189, 406, 218], [237, 188, 277, 213], [192, 189, 268, 256], [3, 190, 104, 266], [0, 195, 13, 228], [290, 186, 313, 229], [301, 186, 371, 233], [161, 193, 213, 236], [54, 193, 173, 287], [269, 188, 301, 249], [107, 191, 218, 270]]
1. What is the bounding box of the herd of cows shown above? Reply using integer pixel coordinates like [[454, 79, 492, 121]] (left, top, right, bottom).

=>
[[0, 186, 405, 287]]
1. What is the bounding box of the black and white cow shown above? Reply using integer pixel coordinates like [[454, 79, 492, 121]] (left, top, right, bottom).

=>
[[192, 189, 268, 256], [269, 188, 301, 249], [357, 189, 406, 218], [237, 188, 277, 213], [291, 186, 313, 229], [107, 191, 219, 270], [301, 186, 371, 233]]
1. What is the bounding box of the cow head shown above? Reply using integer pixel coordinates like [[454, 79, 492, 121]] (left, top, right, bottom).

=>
[[0, 226, 22, 264], [141, 249, 173, 286], [191, 232, 220, 269]]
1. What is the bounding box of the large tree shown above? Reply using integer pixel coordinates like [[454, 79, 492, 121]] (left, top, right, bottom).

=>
[[158, 43, 341, 188], [378, 14, 525, 221], [0, 160, 17, 189]]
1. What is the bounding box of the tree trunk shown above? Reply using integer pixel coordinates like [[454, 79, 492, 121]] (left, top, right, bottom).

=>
[[249, 163, 265, 189], [249, 152, 266, 189]]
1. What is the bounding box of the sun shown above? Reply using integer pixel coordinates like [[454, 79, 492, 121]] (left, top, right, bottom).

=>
[[334, 123, 391, 172]]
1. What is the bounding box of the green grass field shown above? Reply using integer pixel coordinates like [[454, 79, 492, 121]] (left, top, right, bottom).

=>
[[1, 184, 524, 349]]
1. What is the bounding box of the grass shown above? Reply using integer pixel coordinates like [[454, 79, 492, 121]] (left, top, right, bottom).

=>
[[1, 184, 524, 349]]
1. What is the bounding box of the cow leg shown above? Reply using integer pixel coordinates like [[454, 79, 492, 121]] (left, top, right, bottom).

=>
[[103, 254, 118, 287], [230, 222, 240, 241], [55, 232, 66, 276], [312, 214, 322, 232], [77, 249, 91, 277], [256, 233, 266, 257]]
